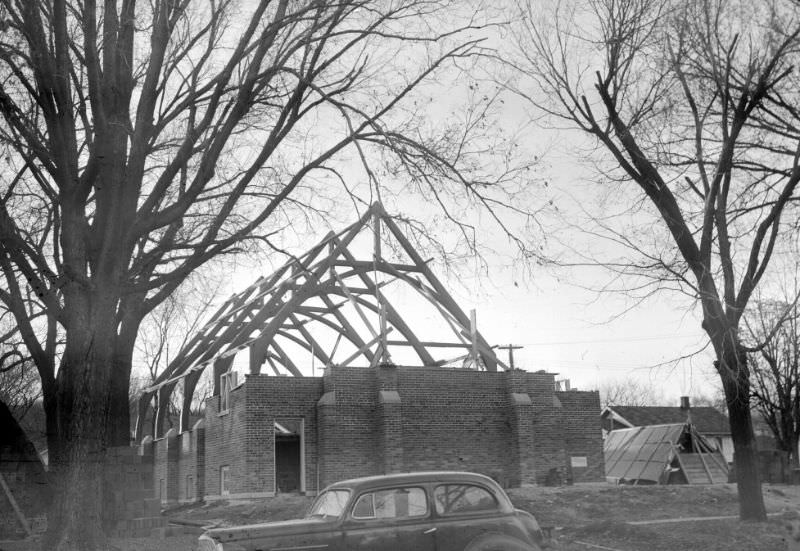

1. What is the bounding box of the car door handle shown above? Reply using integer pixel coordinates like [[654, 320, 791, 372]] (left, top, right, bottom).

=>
[[423, 528, 437, 534]]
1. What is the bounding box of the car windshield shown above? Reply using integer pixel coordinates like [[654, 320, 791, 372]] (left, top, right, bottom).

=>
[[307, 489, 351, 519]]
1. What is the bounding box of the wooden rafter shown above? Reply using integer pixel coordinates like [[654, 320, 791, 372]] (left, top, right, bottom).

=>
[[137, 203, 503, 441]]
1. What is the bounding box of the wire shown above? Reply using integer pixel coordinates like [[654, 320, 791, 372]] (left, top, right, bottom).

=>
[[515, 334, 701, 346]]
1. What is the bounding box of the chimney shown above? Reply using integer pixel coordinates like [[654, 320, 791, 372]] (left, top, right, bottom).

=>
[[680, 396, 692, 425]]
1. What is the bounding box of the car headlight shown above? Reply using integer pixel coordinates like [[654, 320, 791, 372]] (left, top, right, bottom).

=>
[[198, 534, 224, 551]]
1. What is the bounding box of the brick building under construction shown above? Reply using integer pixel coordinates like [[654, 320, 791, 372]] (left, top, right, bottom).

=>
[[136, 204, 604, 503]]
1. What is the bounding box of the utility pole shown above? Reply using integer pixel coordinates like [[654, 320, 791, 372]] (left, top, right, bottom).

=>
[[497, 344, 523, 369]]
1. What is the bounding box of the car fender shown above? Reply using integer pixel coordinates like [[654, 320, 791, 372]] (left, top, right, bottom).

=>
[[463, 532, 542, 551]]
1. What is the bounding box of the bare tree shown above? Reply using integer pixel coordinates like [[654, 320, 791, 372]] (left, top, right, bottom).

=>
[[504, 0, 800, 520], [136, 274, 221, 380], [692, 389, 728, 414], [0, 305, 47, 422], [600, 378, 664, 408], [0, 1, 529, 548], [747, 292, 800, 465], [132, 274, 220, 428], [0, 354, 41, 421]]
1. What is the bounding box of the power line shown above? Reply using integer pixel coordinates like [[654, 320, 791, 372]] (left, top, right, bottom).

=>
[[517, 333, 701, 346]]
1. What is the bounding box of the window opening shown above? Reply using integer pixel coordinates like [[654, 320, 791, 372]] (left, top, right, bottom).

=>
[[275, 419, 303, 493], [219, 371, 237, 412], [220, 465, 230, 496]]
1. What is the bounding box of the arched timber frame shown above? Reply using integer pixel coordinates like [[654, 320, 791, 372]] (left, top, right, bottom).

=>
[[137, 203, 506, 440]]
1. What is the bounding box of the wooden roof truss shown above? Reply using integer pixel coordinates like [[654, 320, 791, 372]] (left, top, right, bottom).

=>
[[136, 203, 504, 439]]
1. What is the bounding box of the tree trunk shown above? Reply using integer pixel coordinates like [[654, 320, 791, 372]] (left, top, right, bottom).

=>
[[43, 306, 119, 550], [42, 436, 106, 551], [720, 344, 767, 521], [108, 346, 133, 447]]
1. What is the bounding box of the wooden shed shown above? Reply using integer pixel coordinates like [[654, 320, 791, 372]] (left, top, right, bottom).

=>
[[604, 423, 728, 485]]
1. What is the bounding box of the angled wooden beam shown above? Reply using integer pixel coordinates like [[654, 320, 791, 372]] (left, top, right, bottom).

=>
[[152, 298, 240, 385], [319, 294, 375, 364], [249, 334, 269, 375], [267, 354, 285, 376], [386, 340, 471, 348], [292, 309, 369, 349], [160, 263, 298, 384], [275, 328, 332, 367], [153, 219, 362, 387], [158, 291, 264, 384], [336, 247, 436, 366], [324, 287, 443, 365], [288, 313, 333, 366], [296, 300, 348, 314], [333, 259, 424, 272], [269, 339, 303, 377], [379, 212, 499, 371], [180, 370, 203, 433], [332, 270, 380, 339], [432, 351, 473, 367], [135, 391, 154, 442], [154, 381, 177, 439], [364, 257, 472, 346], [211, 207, 375, 367], [141, 205, 385, 433], [339, 328, 394, 367]]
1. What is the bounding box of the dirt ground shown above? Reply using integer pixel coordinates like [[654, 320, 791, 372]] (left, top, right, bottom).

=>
[[1, 483, 798, 550]]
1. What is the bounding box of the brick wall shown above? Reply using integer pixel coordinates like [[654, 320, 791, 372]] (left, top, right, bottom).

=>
[[394, 367, 512, 483], [317, 368, 381, 486], [378, 390, 403, 474], [161, 365, 604, 499], [528, 372, 568, 484], [153, 428, 179, 504], [556, 390, 605, 482], [244, 375, 324, 495], [203, 384, 247, 497], [176, 420, 204, 502]]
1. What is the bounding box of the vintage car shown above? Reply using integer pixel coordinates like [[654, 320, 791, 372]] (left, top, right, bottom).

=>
[[198, 471, 543, 551]]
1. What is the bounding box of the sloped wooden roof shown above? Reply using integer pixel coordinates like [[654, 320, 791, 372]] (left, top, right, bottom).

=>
[[604, 406, 730, 435], [605, 423, 685, 483], [604, 423, 728, 484]]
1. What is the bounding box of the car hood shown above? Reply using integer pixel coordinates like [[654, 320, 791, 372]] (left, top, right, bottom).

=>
[[205, 517, 336, 543]]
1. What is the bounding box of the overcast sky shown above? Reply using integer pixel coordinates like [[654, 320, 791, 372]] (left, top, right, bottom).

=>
[[133, 4, 800, 407]]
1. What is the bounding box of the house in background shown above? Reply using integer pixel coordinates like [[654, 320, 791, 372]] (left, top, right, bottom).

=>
[[601, 397, 732, 463]]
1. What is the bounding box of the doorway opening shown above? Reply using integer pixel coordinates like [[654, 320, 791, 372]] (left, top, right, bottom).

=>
[[274, 419, 304, 493]]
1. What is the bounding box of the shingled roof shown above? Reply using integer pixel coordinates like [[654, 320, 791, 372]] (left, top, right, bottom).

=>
[[604, 405, 730, 435]]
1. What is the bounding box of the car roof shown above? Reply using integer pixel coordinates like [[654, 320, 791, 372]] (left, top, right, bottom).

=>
[[323, 471, 501, 492]]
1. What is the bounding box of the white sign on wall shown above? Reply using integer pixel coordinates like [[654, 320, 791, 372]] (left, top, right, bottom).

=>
[[570, 456, 588, 468]]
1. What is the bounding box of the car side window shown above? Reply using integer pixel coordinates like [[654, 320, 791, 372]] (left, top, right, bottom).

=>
[[433, 484, 499, 515], [351, 487, 428, 520]]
